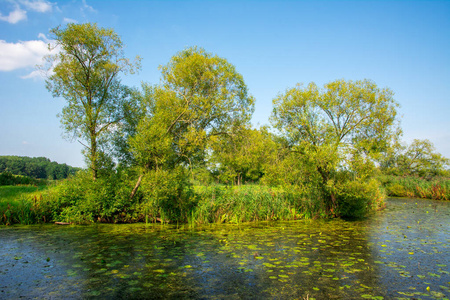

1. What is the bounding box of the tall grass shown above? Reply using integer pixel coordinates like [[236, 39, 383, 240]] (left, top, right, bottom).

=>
[[189, 185, 326, 225], [2, 177, 388, 225], [379, 175, 450, 200], [0, 185, 51, 225]]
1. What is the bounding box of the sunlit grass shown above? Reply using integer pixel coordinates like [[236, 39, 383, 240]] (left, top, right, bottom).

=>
[[0, 185, 51, 225], [379, 175, 450, 200], [189, 185, 325, 225], [0, 185, 47, 202]]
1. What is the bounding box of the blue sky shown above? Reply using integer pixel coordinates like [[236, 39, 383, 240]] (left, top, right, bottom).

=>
[[1, 0, 449, 168]]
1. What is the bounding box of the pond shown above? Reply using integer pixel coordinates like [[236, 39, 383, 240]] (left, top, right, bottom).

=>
[[0, 198, 449, 299]]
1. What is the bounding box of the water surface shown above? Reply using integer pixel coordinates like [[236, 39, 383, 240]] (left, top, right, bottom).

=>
[[1, 198, 449, 299]]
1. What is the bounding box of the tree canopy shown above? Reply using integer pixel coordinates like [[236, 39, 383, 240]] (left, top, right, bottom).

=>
[[209, 125, 276, 185], [128, 47, 254, 198], [380, 139, 450, 178], [272, 79, 399, 153], [44, 23, 141, 180], [0, 156, 79, 180], [271, 79, 400, 214]]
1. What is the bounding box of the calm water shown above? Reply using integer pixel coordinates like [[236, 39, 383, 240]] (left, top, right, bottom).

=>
[[0, 198, 449, 299]]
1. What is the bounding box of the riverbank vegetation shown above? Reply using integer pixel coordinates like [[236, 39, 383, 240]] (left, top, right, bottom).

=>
[[380, 175, 450, 200], [1, 22, 448, 225]]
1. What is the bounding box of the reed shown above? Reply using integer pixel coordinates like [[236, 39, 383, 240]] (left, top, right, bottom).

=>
[[0, 185, 51, 225], [188, 185, 325, 225], [380, 175, 450, 200]]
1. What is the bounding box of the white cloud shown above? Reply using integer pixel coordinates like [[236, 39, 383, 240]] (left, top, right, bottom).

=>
[[0, 34, 58, 79], [81, 0, 96, 13], [20, 0, 54, 13], [63, 17, 77, 24], [0, 39, 48, 71], [37, 32, 51, 43], [20, 69, 42, 79], [0, 6, 27, 24], [0, 0, 55, 24]]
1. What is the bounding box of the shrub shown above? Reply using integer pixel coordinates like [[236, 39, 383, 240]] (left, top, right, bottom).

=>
[[334, 179, 385, 219], [139, 167, 197, 223], [39, 170, 141, 223], [386, 183, 407, 197]]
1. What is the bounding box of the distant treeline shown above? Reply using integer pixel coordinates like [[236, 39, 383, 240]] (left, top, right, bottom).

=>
[[0, 156, 80, 180]]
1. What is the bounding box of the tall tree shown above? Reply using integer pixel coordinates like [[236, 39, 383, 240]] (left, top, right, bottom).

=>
[[44, 23, 141, 180], [271, 79, 399, 213], [129, 47, 254, 198]]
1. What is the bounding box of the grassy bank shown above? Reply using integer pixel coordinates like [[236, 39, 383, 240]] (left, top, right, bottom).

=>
[[0, 185, 51, 225], [379, 175, 450, 200], [1, 178, 385, 225], [2, 183, 323, 225]]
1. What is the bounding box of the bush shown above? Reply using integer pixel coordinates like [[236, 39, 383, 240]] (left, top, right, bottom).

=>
[[334, 179, 385, 219], [39, 170, 140, 223], [139, 167, 197, 223]]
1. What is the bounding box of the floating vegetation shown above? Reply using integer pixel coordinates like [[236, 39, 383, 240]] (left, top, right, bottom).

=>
[[0, 198, 448, 299]]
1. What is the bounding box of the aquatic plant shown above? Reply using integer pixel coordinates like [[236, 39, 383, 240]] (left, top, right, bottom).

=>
[[380, 175, 450, 200]]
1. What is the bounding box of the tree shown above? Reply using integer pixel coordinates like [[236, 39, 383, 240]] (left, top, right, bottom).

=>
[[129, 47, 254, 198], [271, 79, 399, 214], [0, 155, 79, 179], [380, 139, 449, 178], [209, 125, 276, 185], [44, 23, 141, 180]]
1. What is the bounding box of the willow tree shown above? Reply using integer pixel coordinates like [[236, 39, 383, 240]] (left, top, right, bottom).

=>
[[129, 47, 254, 198], [44, 23, 141, 180], [272, 79, 399, 214]]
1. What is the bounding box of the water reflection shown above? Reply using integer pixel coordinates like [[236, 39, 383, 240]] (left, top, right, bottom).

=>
[[0, 198, 448, 299]]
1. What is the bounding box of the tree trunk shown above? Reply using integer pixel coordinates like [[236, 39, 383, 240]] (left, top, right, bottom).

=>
[[90, 133, 98, 181], [130, 163, 151, 200], [317, 166, 337, 217], [130, 174, 143, 199]]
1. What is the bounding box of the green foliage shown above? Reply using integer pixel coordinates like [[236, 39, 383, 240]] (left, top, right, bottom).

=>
[[332, 179, 385, 219], [271, 79, 399, 214], [0, 185, 51, 225], [271, 79, 398, 154], [139, 167, 196, 222], [379, 139, 450, 178], [209, 125, 276, 185], [37, 170, 139, 223], [191, 185, 326, 224], [44, 22, 141, 180], [128, 47, 255, 198], [190, 185, 325, 223], [379, 175, 450, 200], [0, 172, 46, 186], [131, 47, 254, 171], [0, 156, 79, 180]]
